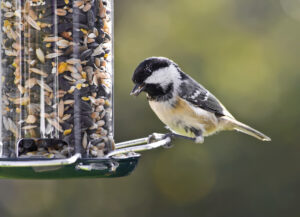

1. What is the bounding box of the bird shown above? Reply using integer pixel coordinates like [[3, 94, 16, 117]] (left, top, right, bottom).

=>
[[130, 57, 271, 143]]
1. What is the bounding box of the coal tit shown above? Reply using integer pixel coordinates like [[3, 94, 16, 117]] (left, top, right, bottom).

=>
[[131, 57, 271, 143]]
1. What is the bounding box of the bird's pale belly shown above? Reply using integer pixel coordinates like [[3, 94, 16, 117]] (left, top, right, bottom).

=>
[[149, 98, 220, 137]]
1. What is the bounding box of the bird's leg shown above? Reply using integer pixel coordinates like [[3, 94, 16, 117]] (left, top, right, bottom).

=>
[[147, 129, 204, 150], [190, 128, 204, 144], [163, 126, 197, 141], [165, 133, 195, 141], [165, 127, 204, 143], [195, 136, 204, 144], [161, 133, 174, 148]]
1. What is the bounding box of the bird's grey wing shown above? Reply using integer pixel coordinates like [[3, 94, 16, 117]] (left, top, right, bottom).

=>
[[178, 78, 225, 117]]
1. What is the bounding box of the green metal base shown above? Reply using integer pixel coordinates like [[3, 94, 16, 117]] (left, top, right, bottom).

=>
[[0, 156, 140, 179]]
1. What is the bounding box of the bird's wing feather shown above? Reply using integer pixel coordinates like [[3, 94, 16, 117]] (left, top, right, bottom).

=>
[[178, 77, 225, 116]]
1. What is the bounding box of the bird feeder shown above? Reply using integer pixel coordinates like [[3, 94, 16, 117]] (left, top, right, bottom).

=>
[[0, 0, 171, 179]]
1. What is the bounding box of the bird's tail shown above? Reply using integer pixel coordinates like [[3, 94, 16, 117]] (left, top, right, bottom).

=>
[[221, 116, 271, 141]]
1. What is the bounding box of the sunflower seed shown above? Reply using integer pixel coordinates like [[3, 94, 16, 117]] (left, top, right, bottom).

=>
[[17, 85, 26, 94], [30, 68, 48, 77], [36, 80, 53, 92], [64, 100, 75, 105], [26, 115, 37, 124], [82, 132, 88, 149], [46, 52, 63, 59], [97, 120, 105, 127], [56, 39, 70, 48], [36, 48, 45, 63], [56, 8, 67, 16], [92, 45, 104, 56], [74, 1, 84, 8], [25, 78, 37, 88], [66, 58, 81, 65], [5, 50, 17, 56], [29, 10, 38, 20], [4, 12, 14, 18], [62, 114, 71, 121], [13, 97, 30, 105], [4, 2, 12, 8], [71, 72, 82, 80], [28, 104, 40, 115], [99, 0, 107, 18], [8, 118, 18, 136], [83, 3, 92, 12], [3, 117, 10, 131], [22, 125, 37, 130], [47, 118, 63, 132], [58, 100, 64, 118], [80, 49, 93, 60], [43, 36, 62, 42], [25, 15, 41, 30]]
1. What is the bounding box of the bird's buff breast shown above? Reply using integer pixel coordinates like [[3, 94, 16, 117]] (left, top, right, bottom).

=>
[[148, 97, 219, 137]]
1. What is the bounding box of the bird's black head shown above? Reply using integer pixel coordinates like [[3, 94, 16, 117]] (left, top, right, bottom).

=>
[[131, 57, 181, 101]]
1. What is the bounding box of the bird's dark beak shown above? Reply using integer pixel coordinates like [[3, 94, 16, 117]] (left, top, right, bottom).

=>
[[130, 83, 145, 96]]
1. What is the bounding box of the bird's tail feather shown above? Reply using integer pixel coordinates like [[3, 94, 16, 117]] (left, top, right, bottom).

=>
[[221, 116, 271, 141]]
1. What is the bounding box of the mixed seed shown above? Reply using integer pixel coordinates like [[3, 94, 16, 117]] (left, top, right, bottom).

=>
[[1, 0, 114, 158]]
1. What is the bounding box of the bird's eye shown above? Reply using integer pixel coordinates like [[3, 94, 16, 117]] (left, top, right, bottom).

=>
[[144, 65, 151, 73]]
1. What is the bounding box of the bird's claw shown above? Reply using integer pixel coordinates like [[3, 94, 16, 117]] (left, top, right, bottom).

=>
[[195, 136, 204, 144], [147, 133, 165, 143], [165, 132, 204, 144], [147, 132, 203, 149], [162, 133, 174, 149], [147, 133, 174, 149]]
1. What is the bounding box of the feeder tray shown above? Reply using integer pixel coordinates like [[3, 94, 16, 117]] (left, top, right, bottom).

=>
[[0, 134, 171, 179]]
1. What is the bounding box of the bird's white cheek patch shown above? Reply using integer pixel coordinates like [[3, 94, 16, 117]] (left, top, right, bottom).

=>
[[144, 65, 181, 89]]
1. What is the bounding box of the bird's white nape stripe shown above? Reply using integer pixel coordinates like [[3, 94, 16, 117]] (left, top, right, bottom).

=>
[[144, 64, 181, 89]]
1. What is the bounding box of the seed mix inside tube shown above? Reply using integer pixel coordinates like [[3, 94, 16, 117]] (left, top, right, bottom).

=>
[[0, 0, 114, 158]]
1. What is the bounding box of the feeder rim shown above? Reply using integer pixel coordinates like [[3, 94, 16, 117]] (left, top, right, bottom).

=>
[[0, 153, 81, 167], [0, 133, 174, 168]]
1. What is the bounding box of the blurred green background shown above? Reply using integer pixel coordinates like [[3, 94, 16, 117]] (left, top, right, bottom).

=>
[[1, 0, 300, 216]]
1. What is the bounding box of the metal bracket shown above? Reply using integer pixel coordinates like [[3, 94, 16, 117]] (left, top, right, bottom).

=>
[[106, 133, 171, 157]]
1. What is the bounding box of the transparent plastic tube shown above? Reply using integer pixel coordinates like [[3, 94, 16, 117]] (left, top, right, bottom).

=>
[[0, 0, 114, 158]]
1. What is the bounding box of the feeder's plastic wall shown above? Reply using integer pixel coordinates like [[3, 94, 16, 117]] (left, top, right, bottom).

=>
[[0, 0, 114, 158]]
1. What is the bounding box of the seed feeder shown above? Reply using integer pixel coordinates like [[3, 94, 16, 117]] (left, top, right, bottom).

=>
[[0, 0, 174, 179]]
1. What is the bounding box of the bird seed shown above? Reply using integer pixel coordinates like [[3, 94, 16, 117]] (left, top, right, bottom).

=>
[[0, 0, 114, 158]]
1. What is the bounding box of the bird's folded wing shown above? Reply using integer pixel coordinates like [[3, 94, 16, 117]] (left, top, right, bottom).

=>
[[178, 79, 225, 117]]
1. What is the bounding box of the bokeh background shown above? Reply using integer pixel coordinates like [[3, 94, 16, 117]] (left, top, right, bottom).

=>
[[0, 0, 300, 216]]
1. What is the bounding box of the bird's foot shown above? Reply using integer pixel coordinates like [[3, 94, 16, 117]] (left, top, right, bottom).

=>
[[147, 132, 203, 149], [147, 133, 166, 143], [195, 136, 204, 144], [190, 128, 204, 144], [167, 133, 195, 141], [147, 133, 173, 148], [162, 133, 174, 148], [164, 125, 171, 131], [168, 133, 204, 144]]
